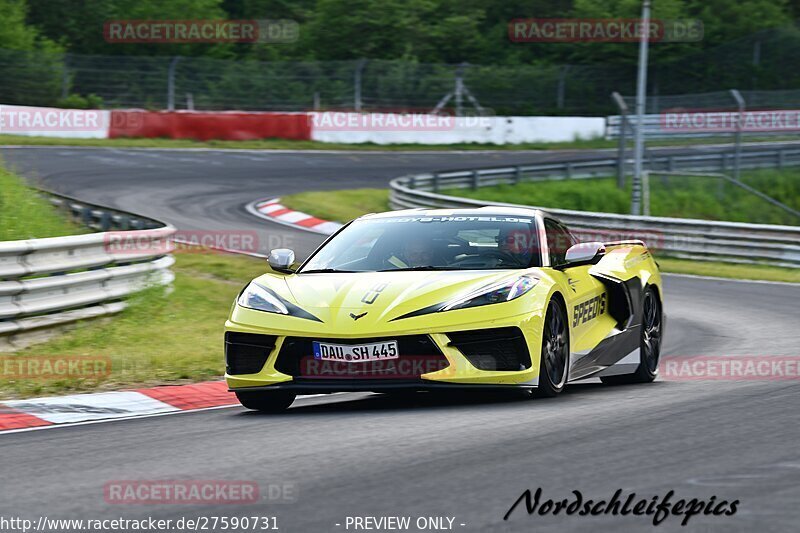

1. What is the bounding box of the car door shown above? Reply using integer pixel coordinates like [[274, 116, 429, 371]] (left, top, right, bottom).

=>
[[543, 219, 611, 364]]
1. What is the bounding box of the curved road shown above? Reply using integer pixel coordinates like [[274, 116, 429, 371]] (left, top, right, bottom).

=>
[[1, 145, 799, 532]]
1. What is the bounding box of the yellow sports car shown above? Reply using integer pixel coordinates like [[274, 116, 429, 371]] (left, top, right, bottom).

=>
[[225, 207, 664, 411]]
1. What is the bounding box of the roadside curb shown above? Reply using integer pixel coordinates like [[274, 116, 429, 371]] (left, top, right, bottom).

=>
[[0, 381, 238, 432], [246, 198, 342, 235]]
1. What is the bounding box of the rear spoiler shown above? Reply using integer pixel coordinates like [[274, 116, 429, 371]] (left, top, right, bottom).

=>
[[602, 239, 648, 251]]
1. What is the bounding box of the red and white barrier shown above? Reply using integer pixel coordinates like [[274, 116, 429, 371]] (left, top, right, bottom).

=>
[[109, 110, 312, 140], [1, 103, 606, 144]]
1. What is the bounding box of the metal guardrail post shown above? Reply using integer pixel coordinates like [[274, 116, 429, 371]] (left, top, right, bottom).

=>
[[565, 163, 573, 179], [642, 171, 651, 216], [730, 89, 745, 180], [432, 173, 440, 193], [471, 170, 479, 190], [514, 166, 522, 185], [354, 59, 367, 112], [630, 0, 651, 217], [167, 56, 181, 111], [61, 53, 70, 99], [611, 92, 629, 189], [82, 206, 93, 226], [100, 212, 112, 231], [778, 150, 785, 169], [455, 63, 465, 116], [556, 65, 570, 110]]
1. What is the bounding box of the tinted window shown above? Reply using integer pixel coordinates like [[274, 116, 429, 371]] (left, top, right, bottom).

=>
[[300, 214, 541, 272], [544, 219, 575, 267]]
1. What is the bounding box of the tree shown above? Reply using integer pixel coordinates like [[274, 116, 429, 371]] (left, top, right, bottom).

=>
[[0, 0, 58, 50]]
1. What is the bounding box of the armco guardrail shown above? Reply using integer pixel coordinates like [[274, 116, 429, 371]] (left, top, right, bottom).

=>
[[410, 147, 800, 194], [0, 192, 175, 350], [389, 152, 800, 268]]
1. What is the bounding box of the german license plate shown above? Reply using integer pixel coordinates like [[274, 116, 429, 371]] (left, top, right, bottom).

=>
[[312, 340, 399, 362]]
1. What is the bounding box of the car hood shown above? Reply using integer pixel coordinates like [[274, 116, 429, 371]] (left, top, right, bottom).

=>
[[254, 269, 538, 323]]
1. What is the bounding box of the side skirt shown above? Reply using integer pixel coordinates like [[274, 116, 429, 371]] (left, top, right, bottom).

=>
[[567, 326, 641, 381]]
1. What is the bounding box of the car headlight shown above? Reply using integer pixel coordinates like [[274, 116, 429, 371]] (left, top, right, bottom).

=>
[[238, 282, 289, 314], [441, 275, 539, 311], [236, 282, 322, 322], [392, 275, 539, 321]]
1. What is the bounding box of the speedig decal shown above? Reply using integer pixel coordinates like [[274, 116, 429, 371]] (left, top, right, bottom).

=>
[[573, 293, 607, 328]]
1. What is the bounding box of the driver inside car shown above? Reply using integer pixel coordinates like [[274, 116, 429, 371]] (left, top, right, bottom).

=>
[[497, 226, 535, 267], [386, 235, 438, 268]]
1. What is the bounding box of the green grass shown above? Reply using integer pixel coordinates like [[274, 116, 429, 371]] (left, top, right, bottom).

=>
[[280, 188, 390, 222], [0, 250, 267, 399], [282, 170, 800, 226], [447, 168, 800, 226], [0, 165, 87, 240], [3, 133, 795, 152]]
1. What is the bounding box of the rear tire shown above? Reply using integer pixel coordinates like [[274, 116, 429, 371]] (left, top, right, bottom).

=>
[[534, 297, 569, 398], [601, 286, 662, 385], [235, 390, 296, 412]]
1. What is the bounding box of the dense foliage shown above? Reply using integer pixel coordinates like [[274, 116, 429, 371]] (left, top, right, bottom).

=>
[[0, 0, 798, 113]]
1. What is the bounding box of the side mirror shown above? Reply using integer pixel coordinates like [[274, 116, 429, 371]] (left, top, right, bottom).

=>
[[268, 248, 296, 273], [563, 242, 605, 268]]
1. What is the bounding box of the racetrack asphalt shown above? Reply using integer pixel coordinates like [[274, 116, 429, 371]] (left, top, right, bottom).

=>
[[1, 144, 799, 532]]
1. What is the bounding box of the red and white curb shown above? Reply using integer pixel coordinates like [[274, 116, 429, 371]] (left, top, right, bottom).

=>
[[246, 198, 342, 235], [0, 381, 239, 433]]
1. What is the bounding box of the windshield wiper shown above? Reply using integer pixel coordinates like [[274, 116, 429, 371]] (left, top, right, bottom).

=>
[[300, 268, 358, 274], [377, 266, 462, 272]]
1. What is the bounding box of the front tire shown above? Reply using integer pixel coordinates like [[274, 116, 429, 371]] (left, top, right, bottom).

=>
[[601, 286, 662, 385], [235, 390, 296, 412], [534, 297, 569, 397]]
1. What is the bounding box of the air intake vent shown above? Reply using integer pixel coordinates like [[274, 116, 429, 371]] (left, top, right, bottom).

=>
[[447, 327, 531, 371], [225, 332, 277, 375]]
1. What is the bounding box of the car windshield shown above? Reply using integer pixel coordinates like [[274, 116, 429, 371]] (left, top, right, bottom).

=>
[[300, 214, 541, 272]]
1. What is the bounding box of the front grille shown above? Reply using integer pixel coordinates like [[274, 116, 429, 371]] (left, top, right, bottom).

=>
[[447, 327, 531, 371], [276, 335, 449, 380], [225, 332, 277, 375]]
